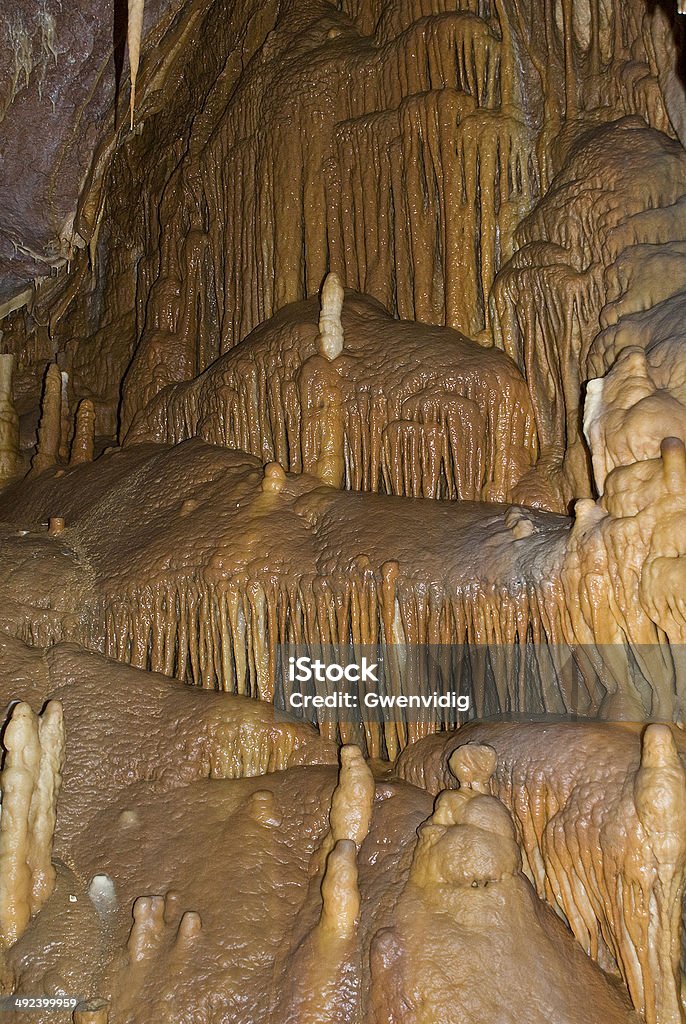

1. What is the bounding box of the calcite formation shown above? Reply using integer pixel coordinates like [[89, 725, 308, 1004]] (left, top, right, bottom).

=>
[[492, 118, 686, 504], [0, 643, 639, 1023], [0, 439, 577, 757], [0, 354, 19, 486], [124, 288, 538, 503], [2, 0, 686, 1019], [370, 747, 639, 1024], [396, 722, 686, 1024], [0, 699, 65, 949]]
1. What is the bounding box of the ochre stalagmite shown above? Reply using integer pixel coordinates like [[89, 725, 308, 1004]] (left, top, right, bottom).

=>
[[70, 399, 96, 466], [369, 762, 637, 1024], [31, 363, 62, 476], [0, 355, 19, 487]]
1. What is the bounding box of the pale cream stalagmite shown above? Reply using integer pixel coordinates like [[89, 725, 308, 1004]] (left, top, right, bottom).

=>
[[0, 354, 19, 487], [0, 700, 65, 948], [328, 745, 375, 849], [318, 273, 345, 361], [312, 744, 375, 880], [70, 399, 96, 466], [31, 363, 62, 475], [59, 371, 71, 461]]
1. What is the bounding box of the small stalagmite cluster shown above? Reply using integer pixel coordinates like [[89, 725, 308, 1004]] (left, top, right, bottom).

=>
[[30, 363, 96, 477], [0, 700, 65, 949]]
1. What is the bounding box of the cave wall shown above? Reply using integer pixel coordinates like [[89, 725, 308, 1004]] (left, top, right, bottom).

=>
[[0, 0, 678, 442]]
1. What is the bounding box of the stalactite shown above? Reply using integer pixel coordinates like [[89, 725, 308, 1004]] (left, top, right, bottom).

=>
[[128, 0, 145, 129]]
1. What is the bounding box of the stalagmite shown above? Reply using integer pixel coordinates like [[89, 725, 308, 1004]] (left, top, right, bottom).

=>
[[300, 357, 346, 488], [328, 745, 375, 848], [319, 838, 360, 939], [127, 895, 166, 963], [70, 399, 96, 465], [318, 273, 345, 361], [59, 371, 71, 461], [32, 363, 63, 476], [0, 700, 65, 947], [448, 743, 497, 793], [48, 516, 65, 536], [260, 461, 286, 494], [0, 354, 20, 487], [275, 836, 361, 1023], [370, 767, 635, 1023]]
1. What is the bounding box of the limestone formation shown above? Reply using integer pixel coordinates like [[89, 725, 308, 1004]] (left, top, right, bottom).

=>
[[395, 721, 686, 1024], [2, 0, 686, 1018], [0, 440, 578, 752], [329, 745, 375, 847], [0, 355, 19, 486], [318, 272, 345, 361], [368, 769, 638, 1024], [126, 291, 539, 505], [127, 0, 145, 128], [31, 363, 62, 476], [0, 700, 65, 948], [70, 399, 95, 466]]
